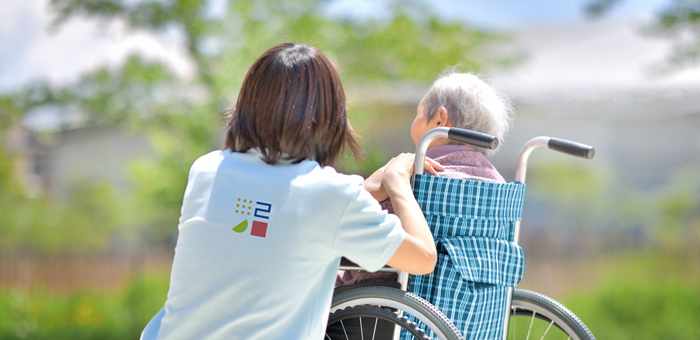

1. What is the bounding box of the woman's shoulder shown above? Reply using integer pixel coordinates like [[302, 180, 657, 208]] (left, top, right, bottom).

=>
[[191, 149, 262, 169], [302, 166, 366, 196], [188, 150, 226, 171], [318, 166, 364, 183]]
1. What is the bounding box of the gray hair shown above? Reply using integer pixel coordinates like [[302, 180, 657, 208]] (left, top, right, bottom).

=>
[[423, 72, 513, 154]]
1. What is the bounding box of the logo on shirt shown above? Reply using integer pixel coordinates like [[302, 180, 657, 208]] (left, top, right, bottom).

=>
[[232, 197, 272, 238]]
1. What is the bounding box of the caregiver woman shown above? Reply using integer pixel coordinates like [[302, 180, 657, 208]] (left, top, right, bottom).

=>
[[140, 43, 437, 340]]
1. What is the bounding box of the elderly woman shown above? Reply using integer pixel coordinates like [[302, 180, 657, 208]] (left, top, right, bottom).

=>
[[336, 71, 513, 287]]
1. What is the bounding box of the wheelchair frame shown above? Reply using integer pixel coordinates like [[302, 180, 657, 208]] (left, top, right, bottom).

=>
[[330, 127, 596, 340]]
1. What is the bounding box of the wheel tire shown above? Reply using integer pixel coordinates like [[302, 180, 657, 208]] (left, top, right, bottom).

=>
[[330, 286, 464, 340], [327, 305, 430, 340], [509, 289, 595, 340]]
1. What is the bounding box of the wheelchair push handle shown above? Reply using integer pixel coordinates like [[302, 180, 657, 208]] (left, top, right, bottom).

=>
[[448, 128, 499, 150], [515, 136, 595, 184], [548, 137, 595, 160], [414, 127, 498, 175]]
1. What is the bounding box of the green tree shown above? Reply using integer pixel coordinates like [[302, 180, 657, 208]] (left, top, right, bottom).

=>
[[586, 0, 700, 69], [2, 0, 506, 250]]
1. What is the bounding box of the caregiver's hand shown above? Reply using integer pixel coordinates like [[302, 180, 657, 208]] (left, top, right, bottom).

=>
[[364, 155, 443, 202], [382, 153, 437, 274]]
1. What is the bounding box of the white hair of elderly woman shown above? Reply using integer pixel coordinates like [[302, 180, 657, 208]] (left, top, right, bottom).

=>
[[423, 72, 514, 155]]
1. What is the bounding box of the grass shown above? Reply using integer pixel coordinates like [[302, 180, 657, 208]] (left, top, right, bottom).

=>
[[0, 273, 169, 340], [0, 252, 697, 339], [562, 252, 700, 339]]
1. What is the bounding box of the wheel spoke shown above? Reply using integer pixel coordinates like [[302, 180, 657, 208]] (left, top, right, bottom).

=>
[[341, 320, 349, 340], [540, 320, 554, 340], [526, 310, 535, 340], [538, 320, 553, 340], [359, 317, 364, 340], [372, 318, 378, 340], [512, 307, 516, 340]]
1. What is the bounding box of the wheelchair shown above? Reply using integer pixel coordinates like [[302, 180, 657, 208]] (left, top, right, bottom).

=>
[[325, 127, 597, 340]]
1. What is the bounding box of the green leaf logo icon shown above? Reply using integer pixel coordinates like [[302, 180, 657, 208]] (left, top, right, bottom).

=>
[[233, 220, 248, 233]]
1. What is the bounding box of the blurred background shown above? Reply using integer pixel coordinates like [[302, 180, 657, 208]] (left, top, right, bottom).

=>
[[1, 0, 699, 338]]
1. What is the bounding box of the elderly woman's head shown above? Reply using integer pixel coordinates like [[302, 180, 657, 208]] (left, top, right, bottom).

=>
[[410, 72, 513, 154]]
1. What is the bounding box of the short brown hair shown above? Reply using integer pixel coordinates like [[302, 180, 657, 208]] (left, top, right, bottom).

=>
[[224, 43, 361, 166]]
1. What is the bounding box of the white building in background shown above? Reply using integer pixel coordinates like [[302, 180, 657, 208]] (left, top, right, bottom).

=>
[[6, 107, 152, 201], [485, 21, 700, 188]]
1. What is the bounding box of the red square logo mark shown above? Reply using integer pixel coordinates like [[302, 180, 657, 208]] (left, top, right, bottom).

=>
[[251, 221, 268, 238]]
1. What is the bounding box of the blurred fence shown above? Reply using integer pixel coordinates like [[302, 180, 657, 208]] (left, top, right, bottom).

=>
[[0, 252, 172, 293]]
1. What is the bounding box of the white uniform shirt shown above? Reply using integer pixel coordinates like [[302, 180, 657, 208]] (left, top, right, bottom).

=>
[[151, 149, 406, 340]]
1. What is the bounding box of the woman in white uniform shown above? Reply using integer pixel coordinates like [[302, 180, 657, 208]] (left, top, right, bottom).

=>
[[140, 43, 437, 340]]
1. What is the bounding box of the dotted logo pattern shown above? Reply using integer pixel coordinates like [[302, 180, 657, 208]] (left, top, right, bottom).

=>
[[235, 198, 252, 216], [232, 197, 272, 238]]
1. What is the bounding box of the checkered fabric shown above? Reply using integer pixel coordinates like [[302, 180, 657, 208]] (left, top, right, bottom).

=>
[[402, 175, 526, 340]]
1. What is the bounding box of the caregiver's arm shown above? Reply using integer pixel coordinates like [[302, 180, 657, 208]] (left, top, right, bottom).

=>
[[364, 157, 443, 203], [381, 154, 437, 275]]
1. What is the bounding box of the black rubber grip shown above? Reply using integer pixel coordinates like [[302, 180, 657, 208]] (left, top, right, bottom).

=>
[[447, 128, 499, 150], [548, 138, 595, 159]]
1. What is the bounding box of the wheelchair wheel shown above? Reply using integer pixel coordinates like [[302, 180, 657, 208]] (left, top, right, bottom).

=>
[[509, 289, 595, 340], [326, 305, 429, 340], [329, 286, 464, 340]]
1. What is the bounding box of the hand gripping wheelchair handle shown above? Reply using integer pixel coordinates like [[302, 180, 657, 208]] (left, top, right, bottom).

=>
[[414, 127, 498, 175], [548, 137, 595, 160]]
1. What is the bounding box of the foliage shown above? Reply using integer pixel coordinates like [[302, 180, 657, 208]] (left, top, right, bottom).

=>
[[0, 272, 170, 340], [9, 56, 181, 127], [0, 0, 503, 252], [526, 159, 700, 253], [0, 253, 697, 339], [645, 0, 700, 70], [47, 0, 500, 98], [585, 0, 700, 68], [0, 97, 23, 141], [0, 151, 119, 253], [528, 160, 604, 204], [0, 56, 186, 252], [651, 167, 700, 253], [584, 0, 624, 18], [563, 253, 700, 340], [2, 87, 126, 253], [524, 159, 607, 243]]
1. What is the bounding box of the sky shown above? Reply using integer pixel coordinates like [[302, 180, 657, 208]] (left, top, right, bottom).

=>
[[0, 0, 193, 92], [325, 0, 668, 29], [0, 0, 687, 94]]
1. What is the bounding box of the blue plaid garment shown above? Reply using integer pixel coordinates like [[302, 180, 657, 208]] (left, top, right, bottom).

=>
[[401, 175, 526, 340]]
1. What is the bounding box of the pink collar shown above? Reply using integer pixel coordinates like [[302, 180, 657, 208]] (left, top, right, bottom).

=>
[[426, 145, 479, 159]]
